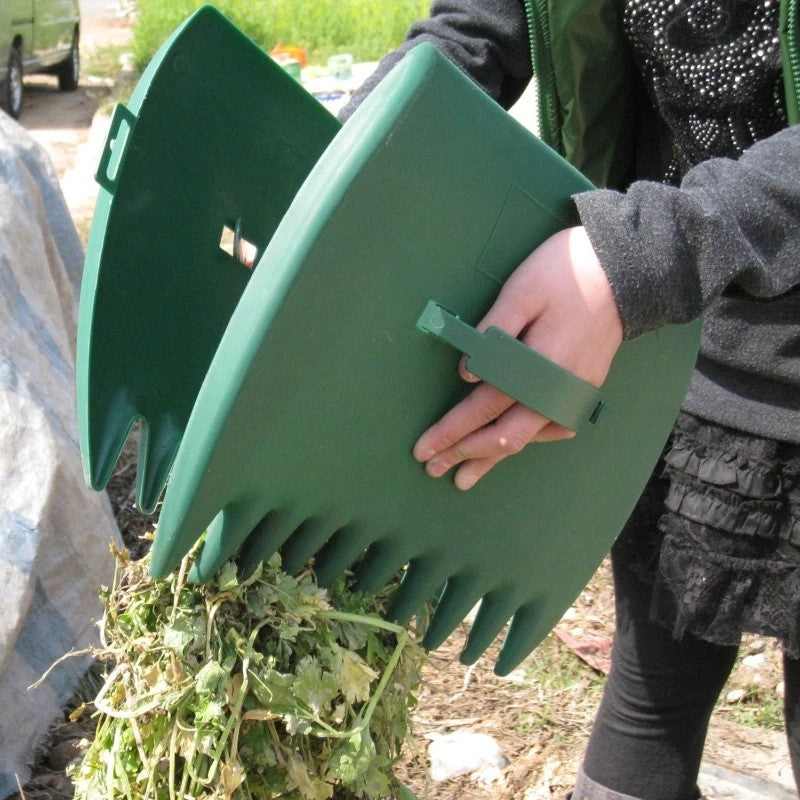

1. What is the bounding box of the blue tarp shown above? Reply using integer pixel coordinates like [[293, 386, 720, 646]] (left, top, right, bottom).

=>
[[0, 113, 119, 795]]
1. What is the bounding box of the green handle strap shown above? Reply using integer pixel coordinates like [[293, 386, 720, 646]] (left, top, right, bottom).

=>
[[416, 301, 604, 432], [95, 102, 138, 195]]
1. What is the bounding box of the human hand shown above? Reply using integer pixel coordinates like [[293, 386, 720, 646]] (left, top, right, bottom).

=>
[[413, 226, 623, 489]]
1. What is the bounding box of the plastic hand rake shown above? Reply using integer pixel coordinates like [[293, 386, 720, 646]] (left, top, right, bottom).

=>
[[77, 7, 700, 675], [76, 5, 340, 513]]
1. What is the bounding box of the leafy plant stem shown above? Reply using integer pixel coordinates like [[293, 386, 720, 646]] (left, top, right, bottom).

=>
[[206, 599, 222, 661], [360, 629, 409, 732], [202, 620, 269, 785], [123, 683, 150, 770], [171, 551, 190, 618], [267, 720, 287, 767], [320, 611, 411, 734], [168, 714, 180, 800], [177, 727, 198, 800], [106, 725, 121, 800]]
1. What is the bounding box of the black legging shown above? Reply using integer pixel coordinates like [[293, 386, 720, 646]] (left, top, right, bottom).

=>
[[581, 553, 800, 799]]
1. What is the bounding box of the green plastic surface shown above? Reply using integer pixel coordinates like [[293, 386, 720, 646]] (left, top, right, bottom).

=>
[[76, 6, 340, 512], [134, 38, 701, 674], [416, 302, 604, 431]]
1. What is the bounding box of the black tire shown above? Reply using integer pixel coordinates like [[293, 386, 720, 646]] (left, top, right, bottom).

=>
[[58, 30, 79, 91], [4, 47, 23, 119]]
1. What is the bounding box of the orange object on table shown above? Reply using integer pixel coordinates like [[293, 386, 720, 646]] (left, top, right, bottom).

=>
[[270, 43, 307, 68]]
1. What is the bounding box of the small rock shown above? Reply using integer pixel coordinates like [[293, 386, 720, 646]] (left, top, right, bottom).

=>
[[501, 668, 529, 684], [742, 653, 764, 669], [428, 729, 508, 782], [726, 688, 747, 703]]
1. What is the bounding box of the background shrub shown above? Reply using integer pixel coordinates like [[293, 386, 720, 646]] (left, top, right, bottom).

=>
[[132, 0, 430, 69]]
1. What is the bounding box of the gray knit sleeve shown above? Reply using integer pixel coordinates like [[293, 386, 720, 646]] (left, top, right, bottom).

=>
[[574, 124, 800, 340], [339, 0, 531, 121]]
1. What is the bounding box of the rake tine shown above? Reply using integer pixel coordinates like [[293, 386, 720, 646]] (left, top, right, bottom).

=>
[[83, 394, 137, 494], [135, 415, 181, 514], [494, 596, 553, 677], [388, 557, 448, 625], [352, 538, 410, 594], [459, 590, 520, 666], [312, 525, 377, 587], [236, 508, 310, 578], [422, 573, 484, 652], [183, 503, 265, 582], [280, 515, 349, 576]]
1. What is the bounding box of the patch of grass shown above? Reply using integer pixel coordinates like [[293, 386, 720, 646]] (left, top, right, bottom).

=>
[[712, 636, 786, 732], [81, 41, 140, 113], [516, 633, 606, 738], [726, 688, 785, 731], [132, 0, 429, 70], [82, 42, 130, 81]]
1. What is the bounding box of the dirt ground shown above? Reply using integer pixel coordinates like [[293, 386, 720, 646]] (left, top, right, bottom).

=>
[[12, 10, 799, 800]]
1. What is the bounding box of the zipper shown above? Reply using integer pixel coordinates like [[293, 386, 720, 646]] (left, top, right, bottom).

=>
[[522, 0, 563, 151], [785, 0, 800, 123]]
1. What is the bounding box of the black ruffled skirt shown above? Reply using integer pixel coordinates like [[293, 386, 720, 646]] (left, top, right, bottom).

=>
[[612, 411, 800, 657]]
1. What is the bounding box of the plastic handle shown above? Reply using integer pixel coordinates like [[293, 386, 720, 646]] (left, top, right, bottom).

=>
[[95, 102, 138, 195], [416, 301, 604, 431]]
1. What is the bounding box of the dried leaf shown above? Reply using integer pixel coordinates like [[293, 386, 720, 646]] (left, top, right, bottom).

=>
[[286, 753, 334, 800], [335, 646, 379, 704]]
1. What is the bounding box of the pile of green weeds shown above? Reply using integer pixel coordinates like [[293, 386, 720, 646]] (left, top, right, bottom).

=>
[[70, 545, 425, 800]]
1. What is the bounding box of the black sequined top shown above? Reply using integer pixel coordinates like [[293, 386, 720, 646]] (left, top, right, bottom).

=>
[[623, 0, 788, 180]]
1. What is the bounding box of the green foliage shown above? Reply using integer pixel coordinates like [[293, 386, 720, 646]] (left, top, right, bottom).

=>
[[727, 687, 785, 731], [70, 546, 425, 800], [132, 0, 429, 70]]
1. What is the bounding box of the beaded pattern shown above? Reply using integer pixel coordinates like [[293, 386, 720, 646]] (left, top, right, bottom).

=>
[[624, 0, 787, 181]]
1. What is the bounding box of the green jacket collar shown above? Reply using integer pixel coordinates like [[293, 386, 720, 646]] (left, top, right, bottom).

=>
[[525, 0, 799, 188]]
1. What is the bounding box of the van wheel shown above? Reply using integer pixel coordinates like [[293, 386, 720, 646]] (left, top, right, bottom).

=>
[[5, 47, 23, 118], [58, 31, 79, 91]]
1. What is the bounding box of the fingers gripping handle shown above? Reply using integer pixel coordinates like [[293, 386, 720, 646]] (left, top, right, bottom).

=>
[[416, 301, 604, 432]]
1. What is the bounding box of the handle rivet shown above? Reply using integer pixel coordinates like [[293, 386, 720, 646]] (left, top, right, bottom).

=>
[[428, 307, 445, 331]]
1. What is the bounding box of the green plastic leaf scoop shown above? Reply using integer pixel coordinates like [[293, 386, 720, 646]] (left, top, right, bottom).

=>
[[78, 9, 700, 675], [76, 5, 339, 512]]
